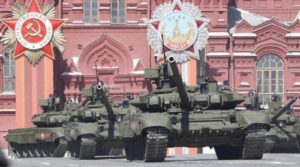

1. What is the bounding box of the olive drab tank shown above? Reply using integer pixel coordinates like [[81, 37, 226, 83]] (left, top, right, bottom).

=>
[[64, 81, 133, 159], [118, 56, 271, 162], [5, 95, 69, 158], [258, 95, 300, 153]]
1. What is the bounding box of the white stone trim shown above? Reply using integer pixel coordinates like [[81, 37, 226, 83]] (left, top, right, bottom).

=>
[[208, 32, 229, 37], [286, 91, 300, 94], [233, 52, 256, 57], [232, 33, 257, 37], [206, 52, 230, 57], [286, 33, 300, 38], [0, 109, 16, 112], [127, 6, 137, 10], [72, 6, 83, 10], [61, 72, 83, 76], [293, 82, 300, 86], [72, 21, 83, 24], [286, 52, 300, 56], [100, 7, 110, 10], [0, 91, 15, 95], [240, 82, 250, 86], [237, 91, 250, 94], [130, 71, 144, 74], [99, 20, 111, 24], [127, 20, 139, 24]]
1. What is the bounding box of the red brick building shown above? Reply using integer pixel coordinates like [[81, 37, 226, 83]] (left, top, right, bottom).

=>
[[1, 0, 300, 151]]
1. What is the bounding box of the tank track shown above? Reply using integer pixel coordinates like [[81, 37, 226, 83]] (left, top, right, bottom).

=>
[[144, 129, 168, 162], [125, 128, 168, 162], [70, 136, 96, 159], [242, 125, 266, 159], [9, 139, 67, 158]]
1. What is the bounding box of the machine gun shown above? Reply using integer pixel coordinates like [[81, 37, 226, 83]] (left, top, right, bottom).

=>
[[271, 96, 298, 123], [38, 95, 60, 112]]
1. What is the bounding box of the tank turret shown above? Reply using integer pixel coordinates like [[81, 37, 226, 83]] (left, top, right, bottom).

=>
[[271, 96, 298, 123]]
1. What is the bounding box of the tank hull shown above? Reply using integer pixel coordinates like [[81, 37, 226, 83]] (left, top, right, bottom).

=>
[[264, 125, 300, 153], [6, 127, 67, 158]]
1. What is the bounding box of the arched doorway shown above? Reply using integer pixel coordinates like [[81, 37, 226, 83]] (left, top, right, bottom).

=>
[[256, 54, 284, 107]]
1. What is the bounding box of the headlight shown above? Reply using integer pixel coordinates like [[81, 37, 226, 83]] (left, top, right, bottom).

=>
[[276, 120, 286, 128]]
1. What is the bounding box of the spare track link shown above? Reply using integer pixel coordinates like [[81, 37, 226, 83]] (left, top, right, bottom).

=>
[[144, 129, 168, 162], [242, 126, 266, 159], [78, 137, 97, 159]]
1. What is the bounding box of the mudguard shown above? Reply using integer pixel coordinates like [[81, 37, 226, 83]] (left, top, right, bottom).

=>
[[236, 111, 270, 129], [118, 113, 172, 138], [65, 122, 99, 140]]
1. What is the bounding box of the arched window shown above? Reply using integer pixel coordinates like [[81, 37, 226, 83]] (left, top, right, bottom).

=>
[[112, 0, 126, 24], [84, 0, 99, 24], [3, 46, 15, 92], [256, 54, 284, 107]]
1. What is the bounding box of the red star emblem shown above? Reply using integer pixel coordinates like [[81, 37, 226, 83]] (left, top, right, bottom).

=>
[[0, 0, 65, 59]]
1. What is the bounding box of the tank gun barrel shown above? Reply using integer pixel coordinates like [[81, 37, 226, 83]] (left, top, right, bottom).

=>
[[271, 96, 298, 122], [167, 56, 190, 108], [96, 82, 116, 121]]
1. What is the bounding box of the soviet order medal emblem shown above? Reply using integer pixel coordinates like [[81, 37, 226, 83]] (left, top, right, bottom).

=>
[[0, 0, 65, 65], [147, 0, 209, 63]]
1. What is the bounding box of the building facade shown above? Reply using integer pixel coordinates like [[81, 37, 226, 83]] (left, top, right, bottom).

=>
[[1, 0, 300, 151]]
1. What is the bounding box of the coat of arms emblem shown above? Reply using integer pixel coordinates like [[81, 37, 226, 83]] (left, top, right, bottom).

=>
[[0, 0, 65, 65], [147, 0, 209, 63]]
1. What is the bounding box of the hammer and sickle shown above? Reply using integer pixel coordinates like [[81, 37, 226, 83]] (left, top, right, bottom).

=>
[[24, 19, 43, 38]]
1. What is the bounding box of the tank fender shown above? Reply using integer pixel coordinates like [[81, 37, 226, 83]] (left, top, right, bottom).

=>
[[67, 123, 99, 140], [236, 111, 270, 130], [138, 113, 172, 134], [118, 113, 172, 138]]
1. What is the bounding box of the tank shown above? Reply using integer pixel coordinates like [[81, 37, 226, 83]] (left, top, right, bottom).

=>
[[64, 81, 133, 159], [259, 95, 300, 153], [118, 56, 271, 162], [5, 95, 69, 158]]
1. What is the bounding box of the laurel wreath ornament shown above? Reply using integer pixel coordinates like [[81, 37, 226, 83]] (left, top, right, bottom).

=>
[[1, 3, 66, 65]]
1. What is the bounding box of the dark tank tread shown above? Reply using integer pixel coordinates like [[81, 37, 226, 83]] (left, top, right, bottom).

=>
[[70, 137, 96, 159], [144, 129, 168, 162], [125, 135, 146, 161], [215, 125, 266, 160], [242, 126, 266, 159], [53, 139, 68, 157], [9, 139, 67, 158]]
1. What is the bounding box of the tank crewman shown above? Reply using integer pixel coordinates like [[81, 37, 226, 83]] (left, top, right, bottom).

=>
[[244, 91, 256, 110]]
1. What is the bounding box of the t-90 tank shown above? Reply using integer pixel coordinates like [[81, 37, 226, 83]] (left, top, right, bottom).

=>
[[118, 57, 271, 162], [64, 80, 137, 159], [5, 95, 69, 158], [252, 95, 300, 153]]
